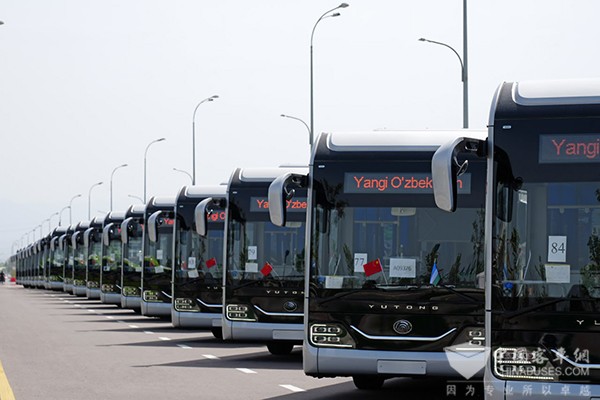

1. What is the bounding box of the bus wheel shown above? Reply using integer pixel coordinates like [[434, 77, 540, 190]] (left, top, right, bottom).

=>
[[266, 342, 294, 355], [211, 327, 223, 340], [352, 375, 385, 390]]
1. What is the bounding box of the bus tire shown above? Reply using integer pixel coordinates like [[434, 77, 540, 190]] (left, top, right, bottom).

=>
[[211, 327, 223, 340], [352, 375, 385, 390], [266, 342, 294, 355]]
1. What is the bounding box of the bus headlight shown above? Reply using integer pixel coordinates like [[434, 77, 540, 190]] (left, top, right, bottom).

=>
[[309, 323, 355, 348], [493, 347, 556, 381], [226, 304, 257, 321], [452, 327, 485, 347]]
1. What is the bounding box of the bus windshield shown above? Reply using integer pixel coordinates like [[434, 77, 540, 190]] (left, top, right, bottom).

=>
[[144, 232, 173, 275], [310, 162, 485, 292], [312, 205, 484, 290], [494, 180, 600, 303], [227, 219, 306, 285], [175, 226, 224, 283], [88, 240, 102, 272]]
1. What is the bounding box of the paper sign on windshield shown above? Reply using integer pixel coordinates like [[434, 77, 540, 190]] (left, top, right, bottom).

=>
[[389, 258, 416, 278]]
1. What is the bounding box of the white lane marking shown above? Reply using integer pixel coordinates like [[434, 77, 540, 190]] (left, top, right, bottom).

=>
[[236, 368, 257, 374], [105, 316, 114, 319], [74, 304, 82, 307], [202, 354, 219, 360], [143, 331, 154, 335], [87, 310, 96, 313], [177, 344, 192, 349], [158, 337, 171, 341], [279, 385, 305, 393], [128, 325, 139, 328]]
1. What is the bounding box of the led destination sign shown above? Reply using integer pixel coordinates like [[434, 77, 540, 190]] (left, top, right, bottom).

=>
[[250, 197, 308, 212], [539, 134, 600, 163], [344, 173, 471, 194]]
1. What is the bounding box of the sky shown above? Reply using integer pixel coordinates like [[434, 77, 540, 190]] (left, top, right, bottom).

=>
[[1, 0, 599, 259]]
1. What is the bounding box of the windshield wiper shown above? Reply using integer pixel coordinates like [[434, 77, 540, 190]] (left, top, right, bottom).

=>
[[316, 288, 366, 306], [230, 280, 263, 293], [435, 284, 482, 304], [503, 298, 572, 320], [174, 277, 205, 287]]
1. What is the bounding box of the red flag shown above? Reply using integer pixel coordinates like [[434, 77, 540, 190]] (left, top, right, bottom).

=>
[[363, 258, 383, 277], [206, 258, 217, 269], [260, 262, 273, 276]]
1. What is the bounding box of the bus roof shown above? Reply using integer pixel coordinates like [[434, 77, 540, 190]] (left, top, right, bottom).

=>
[[323, 130, 486, 153], [179, 185, 227, 199], [234, 167, 309, 183], [149, 196, 176, 207], [512, 78, 600, 106]]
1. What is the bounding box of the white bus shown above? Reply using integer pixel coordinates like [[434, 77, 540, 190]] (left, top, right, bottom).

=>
[[433, 79, 600, 398], [270, 131, 487, 389]]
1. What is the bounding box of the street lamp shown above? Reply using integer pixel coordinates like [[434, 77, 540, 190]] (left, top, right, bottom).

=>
[[88, 182, 103, 220], [127, 194, 144, 204], [110, 163, 128, 211], [60, 194, 82, 226], [173, 168, 193, 184], [144, 138, 166, 202], [192, 95, 219, 185], [310, 3, 349, 145], [43, 212, 59, 236], [418, 1, 468, 128], [280, 114, 311, 146]]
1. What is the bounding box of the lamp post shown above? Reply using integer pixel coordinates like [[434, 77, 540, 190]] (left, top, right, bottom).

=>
[[59, 194, 82, 226], [34, 225, 42, 242], [144, 138, 166, 203], [418, 1, 468, 128], [310, 3, 349, 145], [173, 168, 193, 184], [110, 163, 128, 211], [43, 212, 58, 236], [280, 114, 312, 146], [127, 194, 144, 204], [88, 182, 103, 220], [192, 95, 219, 185]]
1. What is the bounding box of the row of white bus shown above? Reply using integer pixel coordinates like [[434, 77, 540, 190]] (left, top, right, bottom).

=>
[[11, 79, 600, 398]]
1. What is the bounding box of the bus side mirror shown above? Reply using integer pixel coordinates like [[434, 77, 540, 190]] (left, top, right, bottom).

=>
[[121, 218, 133, 244], [148, 211, 162, 243], [268, 172, 307, 227], [84, 228, 94, 248], [59, 235, 67, 251], [432, 136, 486, 212], [102, 223, 114, 246], [195, 198, 212, 237], [71, 232, 79, 249]]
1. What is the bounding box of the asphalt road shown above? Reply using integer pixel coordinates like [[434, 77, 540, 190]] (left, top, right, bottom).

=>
[[0, 283, 483, 400]]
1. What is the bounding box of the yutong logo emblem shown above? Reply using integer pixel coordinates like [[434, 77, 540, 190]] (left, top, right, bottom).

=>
[[392, 320, 413, 335], [283, 301, 298, 312]]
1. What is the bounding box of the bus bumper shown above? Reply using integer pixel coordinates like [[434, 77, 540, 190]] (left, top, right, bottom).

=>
[[172, 310, 222, 328], [303, 344, 485, 379], [141, 301, 171, 318], [86, 288, 101, 299], [222, 319, 303, 342], [73, 285, 87, 297], [121, 295, 141, 311], [101, 292, 121, 305], [483, 373, 600, 399]]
